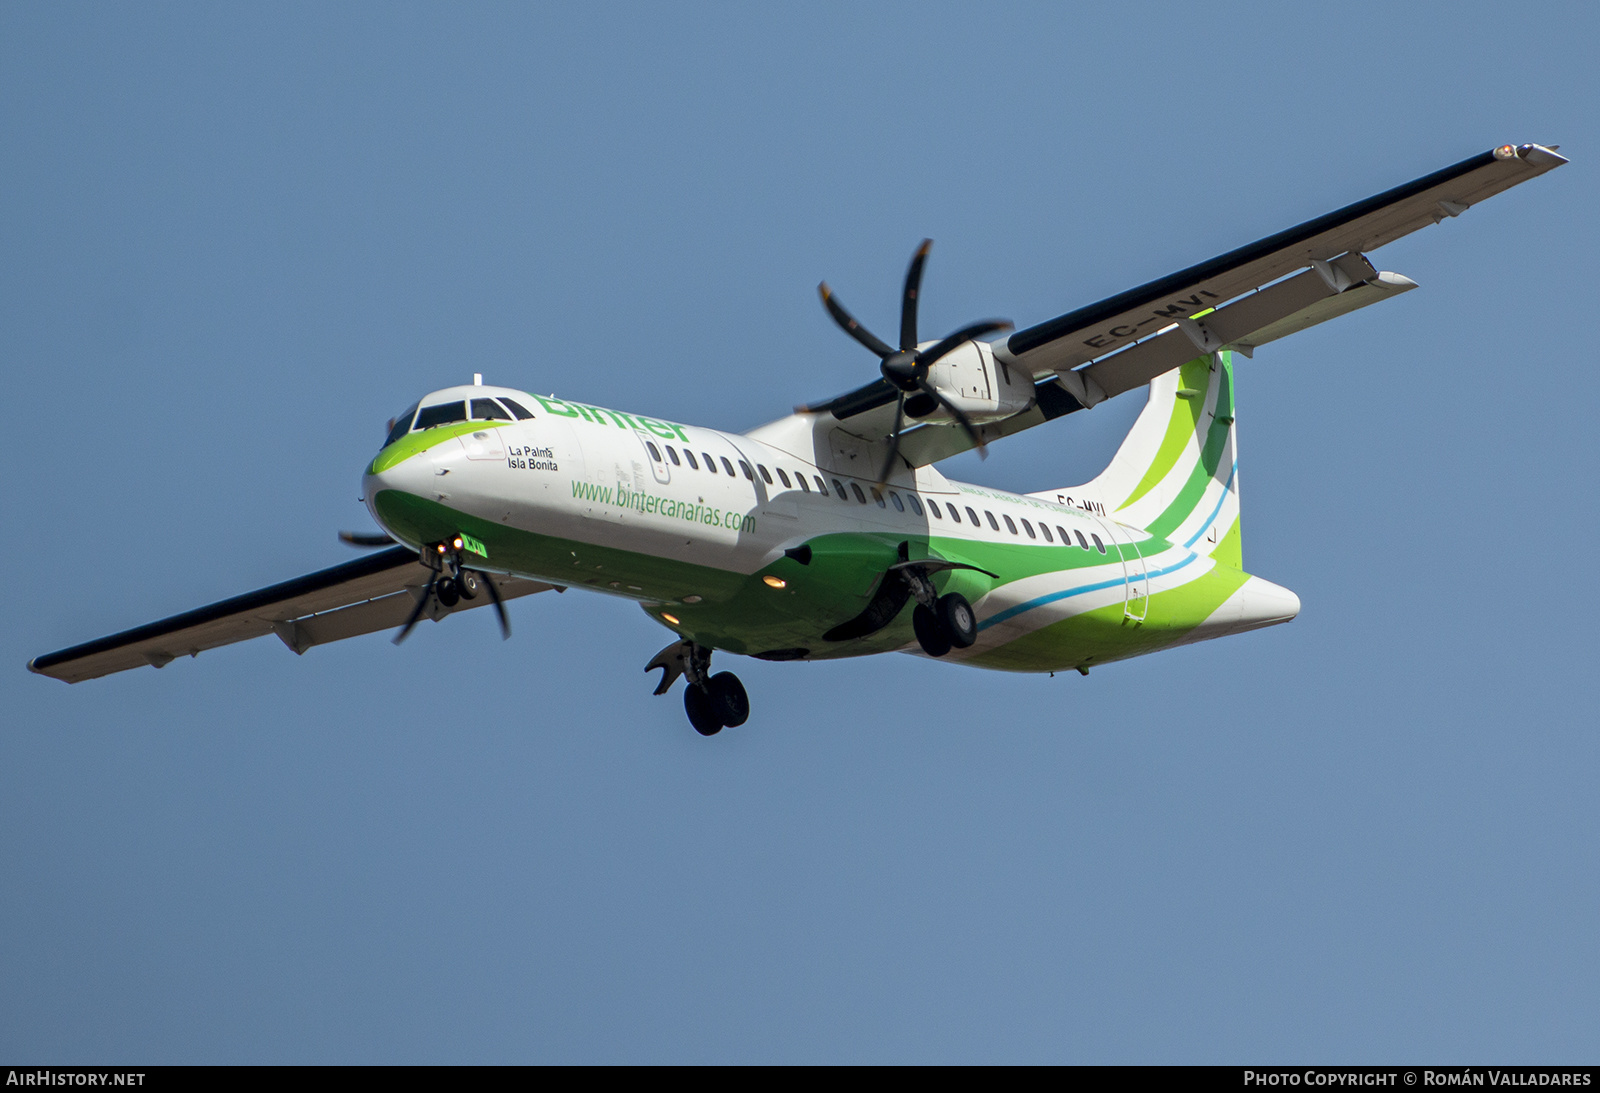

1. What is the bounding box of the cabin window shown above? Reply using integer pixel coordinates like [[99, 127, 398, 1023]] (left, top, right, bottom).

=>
[[871, 487, 886, 508], [683, 450, 698, 470], [907, 494, 923, 516], [499, 397, 536, 420], [646, 441, 663, 462], [833, 479, 848, 501], [985, 510, 999, 531], [666, 446, 681, 466], [471, 398, 512, 421], [385, 404, 418, 446], [927, 499, 941, 518], [739, 461, 753, 480], [1022, 519, 1036, 539], [1003, 514, 1017, 535], [1074, 529, 1089, 549], [889, 492, 905, 512], [702, 452, 717, 473], [851, 483, 867, 504], [814, 476, 829, 495], [776, 468, 791, 488], [967, 507, 981, 526], [414, 401, 467, 430], [721, 457, 736, 477], [945, 503, 958, 523], [758, 465, 773, 484], [796, 474, 810, 493], [1091, 533, 1106, 554], [1040, 523, 1052, 542]]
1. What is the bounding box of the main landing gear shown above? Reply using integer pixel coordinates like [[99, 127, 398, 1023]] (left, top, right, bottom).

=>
[[897, 565, 977, 659], [647, 639, 750, 736]]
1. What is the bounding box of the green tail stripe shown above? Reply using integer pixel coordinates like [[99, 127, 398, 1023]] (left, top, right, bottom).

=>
[[1118, 357, 1212, 511], [1144, 393, 1234, 540]]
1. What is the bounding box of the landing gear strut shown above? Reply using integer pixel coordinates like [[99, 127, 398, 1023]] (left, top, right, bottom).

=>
[[392, 536, 511, 644], [897, 565, 976, 658], [647, 639, 750, 736]]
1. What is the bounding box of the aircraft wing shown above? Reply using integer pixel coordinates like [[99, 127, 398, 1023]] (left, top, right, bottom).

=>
[[28, 546, 556, 684], [799, 143, 1566, 468], [1001, 142, 1566, 377]]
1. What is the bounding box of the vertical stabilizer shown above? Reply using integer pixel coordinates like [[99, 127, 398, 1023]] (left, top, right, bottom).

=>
[[1032, 351, 1241, 566]]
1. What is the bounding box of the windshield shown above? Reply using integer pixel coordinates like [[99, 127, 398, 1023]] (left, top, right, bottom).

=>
[[413, 401, 467, 430], [385, 403, 418, 447]]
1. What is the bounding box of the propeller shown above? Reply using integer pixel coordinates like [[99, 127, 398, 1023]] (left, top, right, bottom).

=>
[[350, 532, 511, 643], [393, 572, 437, 645], [806, 240, 1013, 484], [482, 571, 511, 640], [340, 530, 395, 548]]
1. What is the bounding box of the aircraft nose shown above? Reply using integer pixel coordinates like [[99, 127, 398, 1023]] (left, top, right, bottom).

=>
[[363, 445, 442, 516]]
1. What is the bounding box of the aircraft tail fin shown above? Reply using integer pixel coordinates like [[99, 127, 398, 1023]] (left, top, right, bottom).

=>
[[1031, 351, 1241, 566]]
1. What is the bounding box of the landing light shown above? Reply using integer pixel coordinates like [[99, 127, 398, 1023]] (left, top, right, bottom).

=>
[[763, 575, 786, 589], [661, 612, 681, 625], [452, 536, 464, 550]]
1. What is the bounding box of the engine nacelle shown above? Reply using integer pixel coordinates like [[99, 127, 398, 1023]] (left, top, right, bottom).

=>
[[915, 339, 1036, 426]]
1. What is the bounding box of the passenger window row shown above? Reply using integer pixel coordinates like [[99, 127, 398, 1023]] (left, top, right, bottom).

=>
[[641, 446, 1111, 553]]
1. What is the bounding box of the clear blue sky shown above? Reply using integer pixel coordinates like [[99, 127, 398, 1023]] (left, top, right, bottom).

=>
[[3, 2, 1596, 1063]]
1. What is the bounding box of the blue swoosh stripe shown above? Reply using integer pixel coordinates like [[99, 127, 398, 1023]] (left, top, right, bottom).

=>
[[1181, 462, 1238, 549], [977, 550, 1202, 632]]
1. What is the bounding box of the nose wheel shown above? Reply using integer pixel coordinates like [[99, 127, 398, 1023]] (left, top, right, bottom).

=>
[[647, 639, 751, 736], [391, 536, 510, 643]]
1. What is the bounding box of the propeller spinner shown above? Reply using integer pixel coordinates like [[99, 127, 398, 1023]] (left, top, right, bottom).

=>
[[806, 240, 1013, 483]]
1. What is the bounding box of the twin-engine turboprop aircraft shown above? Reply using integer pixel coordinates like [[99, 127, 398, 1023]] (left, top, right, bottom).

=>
[[29, 144, 1566, 735]]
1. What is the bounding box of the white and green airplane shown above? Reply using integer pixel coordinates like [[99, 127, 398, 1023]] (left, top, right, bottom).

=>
[[30, 143, 1566, 735]]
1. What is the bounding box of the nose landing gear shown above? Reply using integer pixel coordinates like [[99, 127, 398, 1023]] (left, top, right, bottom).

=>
[[647, 639, 750, 736], [392, 536, 510, 643]]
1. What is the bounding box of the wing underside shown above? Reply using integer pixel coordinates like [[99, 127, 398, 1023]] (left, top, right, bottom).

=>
[[29, 547, 554, 684]]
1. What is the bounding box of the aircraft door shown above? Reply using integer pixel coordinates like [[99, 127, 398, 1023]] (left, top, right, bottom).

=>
[[1094, 516, 1149, 624], [635, 431, 670, 484], [726, 439, 794, 523]]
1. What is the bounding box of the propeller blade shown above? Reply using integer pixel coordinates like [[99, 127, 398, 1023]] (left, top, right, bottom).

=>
[[917, 319, 1015, 369], [340, 531, 394, 548], [900, 239, 932, 352], [877, 393, 907, 486], [393, 575, 436, 645], [483, 572, 511, 640], [819, 283, 893, 359], [918, 379, 988, 459]]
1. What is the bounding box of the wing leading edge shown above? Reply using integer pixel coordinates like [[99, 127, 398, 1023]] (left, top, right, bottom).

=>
[[28, 547, 555, 684]]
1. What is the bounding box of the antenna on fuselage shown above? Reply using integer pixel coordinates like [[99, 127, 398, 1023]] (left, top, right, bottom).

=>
[[473, 373, 483, 385]]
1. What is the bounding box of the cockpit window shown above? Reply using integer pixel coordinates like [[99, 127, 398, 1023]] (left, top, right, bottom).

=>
[[471, 398, 512, 421], [413, 401, 467, 431], [385, 403, 418, 447], [499, 397, 536, 420]]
